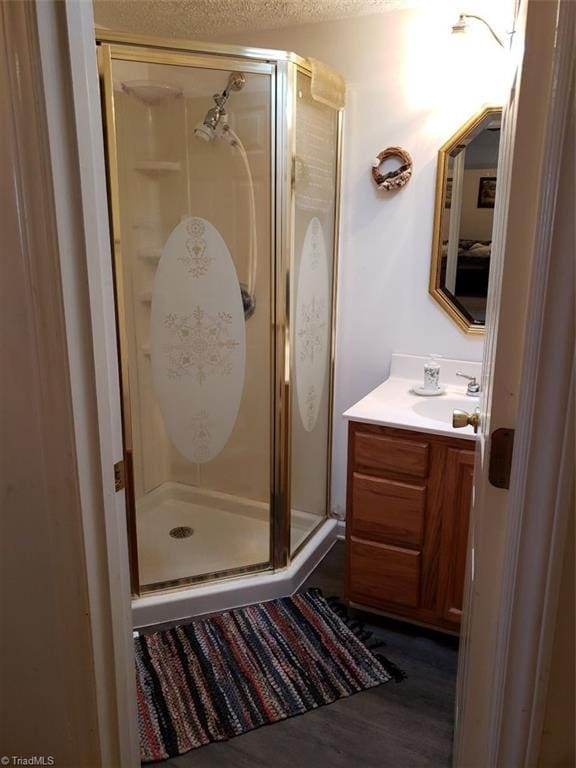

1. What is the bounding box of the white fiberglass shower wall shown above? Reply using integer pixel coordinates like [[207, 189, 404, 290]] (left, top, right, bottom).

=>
[[98, 35, 342, 596]]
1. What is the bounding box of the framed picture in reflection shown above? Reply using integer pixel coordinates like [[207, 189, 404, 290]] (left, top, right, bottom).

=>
[[477, 176, 497, 208], [445, 178, 453, 209]]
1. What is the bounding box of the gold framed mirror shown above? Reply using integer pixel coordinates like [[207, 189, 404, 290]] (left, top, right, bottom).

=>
[[429, 106, 502, 334]]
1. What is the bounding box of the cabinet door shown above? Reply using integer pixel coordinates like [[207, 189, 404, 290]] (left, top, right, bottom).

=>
[[440, 448, 474, 624]]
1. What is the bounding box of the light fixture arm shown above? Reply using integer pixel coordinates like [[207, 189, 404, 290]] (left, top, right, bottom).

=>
[[457, 13, 505, 47]]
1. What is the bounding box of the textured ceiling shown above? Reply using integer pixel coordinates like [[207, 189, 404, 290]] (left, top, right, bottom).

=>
[[93, 0, 419, 39]]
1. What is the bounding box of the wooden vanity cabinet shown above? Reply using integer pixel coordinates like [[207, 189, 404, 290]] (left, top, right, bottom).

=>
[[345, 421, 475, 632]]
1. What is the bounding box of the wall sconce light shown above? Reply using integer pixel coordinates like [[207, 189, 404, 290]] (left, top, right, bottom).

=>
[[451, 13, 506, 48]]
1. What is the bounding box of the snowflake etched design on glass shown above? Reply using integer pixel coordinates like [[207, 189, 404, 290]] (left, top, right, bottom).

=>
[[177, 218, 214, 278], [298, 296, 326, 365], [309, 219, 322, 269], [163, 306, 239, 383], [188, 409, 212, 462], [304, 385, 318, 432]]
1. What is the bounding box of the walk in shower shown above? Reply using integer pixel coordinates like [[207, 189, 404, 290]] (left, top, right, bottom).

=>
[[97, 33, 343, 598]]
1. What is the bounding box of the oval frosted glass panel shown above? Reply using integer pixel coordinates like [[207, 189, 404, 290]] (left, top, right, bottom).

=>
[[295, 217, 330, 432], [151, 216, 246, 463]]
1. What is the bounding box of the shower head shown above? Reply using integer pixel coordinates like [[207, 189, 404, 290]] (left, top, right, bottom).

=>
[[194, 72, 245, 143], [194, 114, 241, 147], [194, 104, 221, 142], [194, 121, 216, 142]]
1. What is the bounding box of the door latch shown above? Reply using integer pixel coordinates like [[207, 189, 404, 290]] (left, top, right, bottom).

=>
[[489, 428, 515, 489], [114, 460, 125, 492]]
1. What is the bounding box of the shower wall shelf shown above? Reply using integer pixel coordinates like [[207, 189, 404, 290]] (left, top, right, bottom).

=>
[[121, 80, 183, 105], [134, 160, 182, 176]]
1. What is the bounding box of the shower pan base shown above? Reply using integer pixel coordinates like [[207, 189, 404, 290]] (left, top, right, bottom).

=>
[[132, 515, 338, 629], [137, 482, 270, 587]]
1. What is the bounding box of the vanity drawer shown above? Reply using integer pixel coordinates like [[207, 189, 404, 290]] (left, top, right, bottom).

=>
[[349, 539, 421, 609], [353, 430, 430, 479], [350, 473, 425, 547]]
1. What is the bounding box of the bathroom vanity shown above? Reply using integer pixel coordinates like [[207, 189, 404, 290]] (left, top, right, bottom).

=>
[[343, 354, 480, 633]]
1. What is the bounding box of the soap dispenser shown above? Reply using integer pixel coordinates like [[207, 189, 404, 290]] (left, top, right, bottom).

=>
[[423, 354, 441, 391]]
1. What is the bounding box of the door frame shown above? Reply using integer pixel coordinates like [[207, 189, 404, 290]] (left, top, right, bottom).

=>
[[34, 0, 574, 765], [454, 0, 575, 765], [32, 1, 140, 765], [486, 0, 574, 761]]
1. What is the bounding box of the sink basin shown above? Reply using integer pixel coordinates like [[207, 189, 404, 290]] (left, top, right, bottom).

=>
[[411, 396, 479, 425]]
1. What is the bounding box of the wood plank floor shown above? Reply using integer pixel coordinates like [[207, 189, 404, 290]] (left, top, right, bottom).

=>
[[155, 541, 459, 768]]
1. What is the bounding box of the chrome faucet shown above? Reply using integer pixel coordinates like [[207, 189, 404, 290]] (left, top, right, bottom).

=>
[[456, 372, 480, 396]]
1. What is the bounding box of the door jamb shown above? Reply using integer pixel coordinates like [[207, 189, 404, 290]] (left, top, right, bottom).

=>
[[38, 1, 140, 765], [487, 1, 575, 761], [56, 0, 574, 766], [455, 1, 575, 765]]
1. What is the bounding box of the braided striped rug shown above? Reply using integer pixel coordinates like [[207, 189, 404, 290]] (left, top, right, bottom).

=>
[[135, 589, 398, 762]]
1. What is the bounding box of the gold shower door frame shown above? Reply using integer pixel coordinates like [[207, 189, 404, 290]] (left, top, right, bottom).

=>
[[97, 33, 342, 596]]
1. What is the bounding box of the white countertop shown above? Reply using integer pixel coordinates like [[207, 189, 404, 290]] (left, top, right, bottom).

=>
[[343, 353, 481, 441]]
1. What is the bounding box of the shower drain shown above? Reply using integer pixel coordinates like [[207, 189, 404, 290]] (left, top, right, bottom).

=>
[[169, 526, 194, 539]]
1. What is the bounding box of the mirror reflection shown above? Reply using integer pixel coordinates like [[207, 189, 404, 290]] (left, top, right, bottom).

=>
[[430, 107, 502, 333]]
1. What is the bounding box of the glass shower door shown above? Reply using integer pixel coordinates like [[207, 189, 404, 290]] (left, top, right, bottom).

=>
[[290, 68, 340, 554], [100, 45, 273, 593]]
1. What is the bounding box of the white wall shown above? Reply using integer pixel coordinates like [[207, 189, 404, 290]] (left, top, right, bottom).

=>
[[217, 4, 510, 515]]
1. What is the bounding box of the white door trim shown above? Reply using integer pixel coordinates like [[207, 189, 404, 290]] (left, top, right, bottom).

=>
[[36, 1, 140, 765], [455, 1, 575, 765], [489, 1, 575, 761], [51, 1, 574, 766]]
